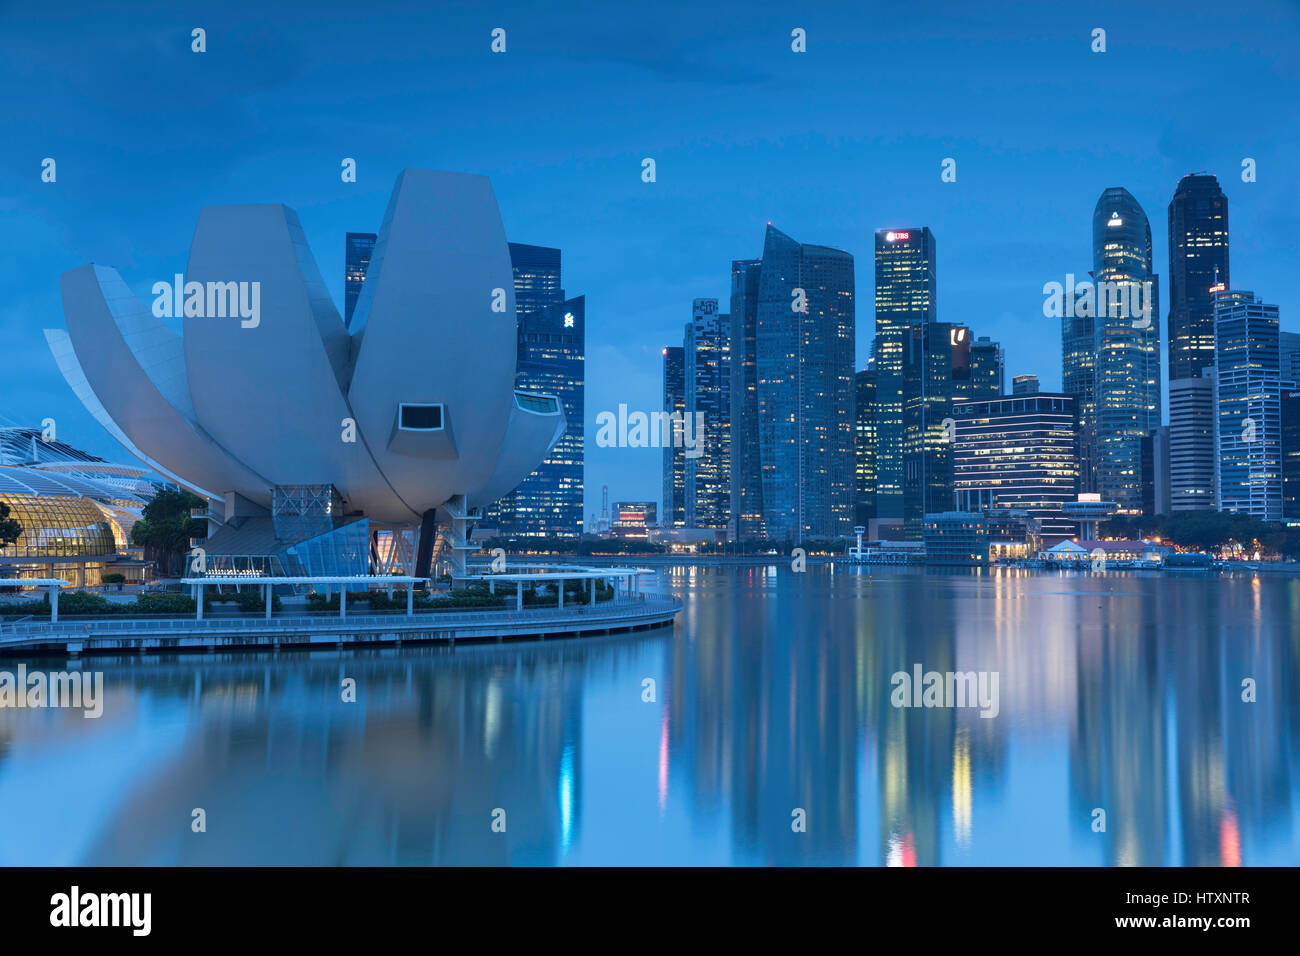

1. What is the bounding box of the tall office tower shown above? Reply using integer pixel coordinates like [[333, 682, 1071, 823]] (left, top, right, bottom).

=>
[[952, 394, 1080, 543], [1061, 297, 1097, 492], [344, 232, 377, 325], [1167, 374, 1217, 511], [873, 227, 937, 518], [1280, 331, 1300, 383], [494, 243, 584, 537], [1167, 174, 1229, 380], [1214, 290, 1283, 519], [1141, 426, 1170, 516], [967, 335, 1004, 398], [755, 224, 855, 541], [684, 299, 731, 530], [728, 258, 765, 538], [1283, 389, 1300, 518], [854, 364, 878, 526], [1092, 187, 1161, 513], [901, 322, 966, 538], [1012, 374, 1040, 395], [661, 346, 686, 528]]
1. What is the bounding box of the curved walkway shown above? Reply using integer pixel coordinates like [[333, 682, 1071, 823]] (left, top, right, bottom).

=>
[[0, 594, 681, 657]]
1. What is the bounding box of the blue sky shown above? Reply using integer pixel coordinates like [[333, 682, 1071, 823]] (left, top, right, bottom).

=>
[[2, 0, 1297, 519]]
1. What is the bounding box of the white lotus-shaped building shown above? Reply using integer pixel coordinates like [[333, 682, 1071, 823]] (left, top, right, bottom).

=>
[[47, 169, 565, 577]]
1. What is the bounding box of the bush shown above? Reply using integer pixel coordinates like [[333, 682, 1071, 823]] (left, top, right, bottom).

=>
[[101, 573, 126, 585]]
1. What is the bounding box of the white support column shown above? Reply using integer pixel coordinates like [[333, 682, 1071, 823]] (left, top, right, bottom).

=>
[[340, 587, 347, 619], [589, 576, 596, 606], [558, 578, 564, 609], [50, 584, 59, 623], [264, 583, 272, 620], [516, 580, 523, 611], [489, 578, 495, 594], [407, 586, 413, 616], [197, 583, 204, 621]]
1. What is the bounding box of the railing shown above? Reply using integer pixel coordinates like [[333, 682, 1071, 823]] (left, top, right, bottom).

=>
[[0, 593, 677, 642]]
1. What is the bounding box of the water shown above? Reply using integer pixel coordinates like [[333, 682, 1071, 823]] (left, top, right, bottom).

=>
[[1, 564, 1296, 866]]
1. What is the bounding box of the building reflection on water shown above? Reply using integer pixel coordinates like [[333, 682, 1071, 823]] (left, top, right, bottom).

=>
[[0, 566, 1295, 865]]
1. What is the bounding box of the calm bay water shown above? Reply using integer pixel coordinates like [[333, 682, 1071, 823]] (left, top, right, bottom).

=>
[[1, 563, 1297, 866]]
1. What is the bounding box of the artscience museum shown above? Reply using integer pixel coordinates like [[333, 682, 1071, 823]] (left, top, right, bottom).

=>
[[48, 169, 566, 580]]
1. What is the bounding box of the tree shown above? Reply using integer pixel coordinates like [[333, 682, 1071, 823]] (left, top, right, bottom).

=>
[[0, 500, 22, 550], [130, 488, 207, 577]]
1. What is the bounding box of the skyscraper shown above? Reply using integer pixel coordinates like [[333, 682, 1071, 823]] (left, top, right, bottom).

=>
[[1092, 187, 1161, 513], [901, 322, 965, 538], [854, 364, 878, 527], [344, 232, 376, 325], [952, 394, 1080, 544], [1215, 290, 1283, 519], [661, 346, 686, 528], [1168, 375, 1217, 511], [1061, 293, 1097, 492], [874, 228, 937, 519], [494, 243, 584, 537], [1167, 174, 1229, 381], [967, 336, 1004, 399], [685, 299, 731, 530], [1283, 389, 1300, 519], [728, 258, 765, 539], [755, 225, 855, 541]]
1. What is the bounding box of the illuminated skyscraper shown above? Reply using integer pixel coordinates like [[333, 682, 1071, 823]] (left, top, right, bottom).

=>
[[854, 364, 877, 527], [1092, 187, 1161, 513], [952, 394, 1080, 543], [685, 299, 731, 530], [344, 232, 376, 325], [966, 336, 1004, 399], [1168, 174, 1229, 381], [728, 258, 765, 539], [902, 322, 966, 538], [661, 346, 686, 528], [1215, 290, 1282, 519], [755, 225, 855, 541], [874, 228, 937, 518], [493, 243, 584, 537]]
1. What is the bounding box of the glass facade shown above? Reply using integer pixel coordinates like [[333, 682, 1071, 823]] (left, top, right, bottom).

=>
[[902, 323, 965, 539], [1215, 290, 1283, 519], [344, 232, 377, 326], [755, 225, 855, 541], [661, 346, 686, 528], [684, 299, 731, 530], [1167, 175, 1229, 381], [854, 365, 877, 526], [491, 244, 584, 538], [874, 227, 937, 519], [0, 494, 116, 559], [728, 258, 765, 539], [1092, 187, 1161, 513], [951, 394, 1080, 544]]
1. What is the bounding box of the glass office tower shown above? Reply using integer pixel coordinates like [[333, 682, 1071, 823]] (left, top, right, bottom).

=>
[[728, 258, 765, 539], [755, 225, 855, 542], [344, 232, 377, 325], [854, 364, 878, 527], [901, 322, 965, 539], [874, 227, 937, 519], [661, 346, 686, 528], [966, 336, 1004, 399], [1168, 174, 1229, 381], [1092, 187, 1161, 514], [684, 299, 731, 530], [1215, 290, 1283, 519], [493, 243, 584, 537]]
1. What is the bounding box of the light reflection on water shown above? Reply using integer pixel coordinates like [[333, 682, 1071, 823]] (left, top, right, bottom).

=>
[[0, 564, 1296, 866]]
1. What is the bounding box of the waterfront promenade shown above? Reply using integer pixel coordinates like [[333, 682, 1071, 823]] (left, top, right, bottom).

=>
[[0, 593, 680, 657]]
